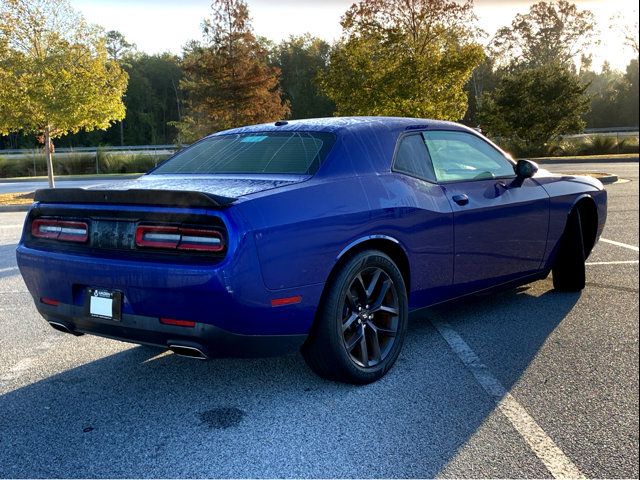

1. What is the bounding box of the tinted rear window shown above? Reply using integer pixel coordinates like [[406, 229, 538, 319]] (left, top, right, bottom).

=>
[[152, 132, 336, 175]]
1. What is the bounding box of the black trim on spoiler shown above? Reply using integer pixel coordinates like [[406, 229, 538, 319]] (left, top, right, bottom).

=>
[[33, 188, 237, 208]]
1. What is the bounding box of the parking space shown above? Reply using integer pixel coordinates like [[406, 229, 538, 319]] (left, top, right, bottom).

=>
[[0, 162, 637, 478]]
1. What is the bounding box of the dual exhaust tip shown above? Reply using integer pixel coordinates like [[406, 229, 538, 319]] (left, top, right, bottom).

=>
[[168, 344, 208, 360], [48, 321, 208, 360]]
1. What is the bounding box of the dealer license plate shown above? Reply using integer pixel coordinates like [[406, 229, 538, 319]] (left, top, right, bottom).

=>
[[87, 288, 122, 321]]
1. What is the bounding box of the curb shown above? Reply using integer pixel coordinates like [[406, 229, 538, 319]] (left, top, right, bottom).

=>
[[597, 174, 619, 184], [535, 157, 638, 165]]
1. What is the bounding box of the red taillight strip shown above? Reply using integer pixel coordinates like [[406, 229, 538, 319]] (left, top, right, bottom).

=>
[[135, 226, 181, 249], [177, 228, 224, 252], [136, 225, 224, 252], [271, 295, 302, 307], [40, 297, 60, 306], [32, 219, 88, 243], [160, 318, 196, 328]]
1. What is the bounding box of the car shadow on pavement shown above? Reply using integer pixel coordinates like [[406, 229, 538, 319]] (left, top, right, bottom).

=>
[[0, 280, 579, 478]]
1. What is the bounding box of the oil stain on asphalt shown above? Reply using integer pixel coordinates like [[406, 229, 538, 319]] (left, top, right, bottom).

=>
[[200, 407, 246, 429]]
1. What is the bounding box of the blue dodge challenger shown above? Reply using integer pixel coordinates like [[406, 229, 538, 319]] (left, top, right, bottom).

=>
[[17, 117, 607, 383]]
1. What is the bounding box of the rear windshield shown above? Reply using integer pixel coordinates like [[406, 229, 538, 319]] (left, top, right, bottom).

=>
[[152, 131, 336, 175]]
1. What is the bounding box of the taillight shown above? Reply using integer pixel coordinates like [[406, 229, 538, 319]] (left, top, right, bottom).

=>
[[32, 219, 88, 243], [135, 225, 224, 252], [160, 318, 196, 328]]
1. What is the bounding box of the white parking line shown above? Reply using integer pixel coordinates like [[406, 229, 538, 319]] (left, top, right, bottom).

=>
[[586, 260, 639, 266], [600, 238, 639, 253], [0, 266, 19, 274], [432, 319, 585, 479], [0, 224, 23, 229]]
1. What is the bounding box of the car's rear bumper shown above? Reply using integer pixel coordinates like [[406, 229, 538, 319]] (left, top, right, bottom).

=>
[[16, 243, 323, 337], [37, 301, 306, 358]]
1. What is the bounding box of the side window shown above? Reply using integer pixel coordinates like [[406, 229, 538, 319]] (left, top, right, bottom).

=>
[[423, 131, 515, 182], [393, 134, 436, 182]]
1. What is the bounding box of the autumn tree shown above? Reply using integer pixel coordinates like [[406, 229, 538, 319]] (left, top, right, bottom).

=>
[[0, 0, 128, 187], [320, 0, 484, 119], [491, 0, 597, 70], [177, 0, 288, 141], [479, 63, 589, 156], [271, 35, 335, 119]]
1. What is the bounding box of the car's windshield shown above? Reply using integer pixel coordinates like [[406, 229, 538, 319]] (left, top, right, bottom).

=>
[[152, 131, 336, 175]]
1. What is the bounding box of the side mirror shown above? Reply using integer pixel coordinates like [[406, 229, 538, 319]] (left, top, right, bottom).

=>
[[515, 159, 539, 179]]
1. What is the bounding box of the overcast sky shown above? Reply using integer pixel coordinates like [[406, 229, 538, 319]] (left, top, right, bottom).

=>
[[71, 0, 638, 72]]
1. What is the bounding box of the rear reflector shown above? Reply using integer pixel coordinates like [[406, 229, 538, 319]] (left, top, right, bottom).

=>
[[271, 295, 302, 307], [40, 297, 60, 306], [160, 318, 196, 328], [32, 219, 88, 243], [136, 225, 224, 252]]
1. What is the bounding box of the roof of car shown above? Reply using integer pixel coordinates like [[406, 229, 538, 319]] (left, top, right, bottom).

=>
[[214, 116, 471, 136]]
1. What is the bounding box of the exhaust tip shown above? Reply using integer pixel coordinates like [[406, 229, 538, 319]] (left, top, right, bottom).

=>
[[48, 321, 84, 336], [49, 321, 72, 334], [168, 344, 208, 360]]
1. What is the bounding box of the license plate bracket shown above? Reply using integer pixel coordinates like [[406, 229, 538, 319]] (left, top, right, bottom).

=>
[[85, 288, 122, 321]]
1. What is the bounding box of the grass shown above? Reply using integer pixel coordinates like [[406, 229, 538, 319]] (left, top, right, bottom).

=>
[[0, 191, 34, 206], [546, 134, 639, 157]]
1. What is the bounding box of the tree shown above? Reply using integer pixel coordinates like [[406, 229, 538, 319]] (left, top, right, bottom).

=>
[[580, 62, 624, 128], [479, 63, 590, 156], [271, 35, 335, 119], [0, 0, 128, 187], [320, 0, 484, 119], [176, 0, 288, 142], [610, 12, 639, 57], [491, 0, 596, 70], [463, 56, 499, 126], [106, 30, 136, 62]]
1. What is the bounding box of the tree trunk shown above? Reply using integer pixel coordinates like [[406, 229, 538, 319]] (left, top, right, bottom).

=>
[[44, 126, 55, 188]]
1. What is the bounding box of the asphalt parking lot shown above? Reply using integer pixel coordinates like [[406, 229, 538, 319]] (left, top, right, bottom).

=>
[[0, 161, 637, 478]]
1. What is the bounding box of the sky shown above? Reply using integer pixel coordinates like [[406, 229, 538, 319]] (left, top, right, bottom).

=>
[[71, 0, 639, 72]]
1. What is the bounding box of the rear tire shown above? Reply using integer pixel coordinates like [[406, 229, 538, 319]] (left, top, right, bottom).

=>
[[552, 208, 586, 292], [302, 250, 408, 384]]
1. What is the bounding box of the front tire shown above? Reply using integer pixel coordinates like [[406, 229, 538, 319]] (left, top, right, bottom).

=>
[[552, 208, 586, 292], [302, 250, 408, 384]]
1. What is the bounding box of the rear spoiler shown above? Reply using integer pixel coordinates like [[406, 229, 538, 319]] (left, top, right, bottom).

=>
[[33, 188, 237, 208]]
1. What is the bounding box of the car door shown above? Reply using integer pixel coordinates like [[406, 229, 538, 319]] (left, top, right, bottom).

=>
[[423, 130, 550, 291]]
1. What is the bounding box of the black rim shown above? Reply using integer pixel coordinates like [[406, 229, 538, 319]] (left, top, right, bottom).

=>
[[340, 267, 400, 368]]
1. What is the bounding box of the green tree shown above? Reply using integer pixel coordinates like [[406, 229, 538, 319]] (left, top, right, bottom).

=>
[[106, 30, 136, 63], [272, 35, 335, 119], [479, 63, 590, 156], [177, 0, 288, 142], [580, 62, 624, 128], [491, 0, 596, 70], [615, 59, 639, 127], [320, 0, 484, 119], [464, 56, 499, 126], [0, 0, 127, 187]]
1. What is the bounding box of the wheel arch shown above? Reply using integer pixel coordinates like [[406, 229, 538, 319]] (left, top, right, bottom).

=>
[[570, 194, 599, 258], [334, 235, 411, 296], [302, 234, 411, 353]]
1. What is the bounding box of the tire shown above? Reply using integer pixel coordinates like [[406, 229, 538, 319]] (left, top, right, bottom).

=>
[[552, 208, 586, 292], [302, 250, 408, 384]]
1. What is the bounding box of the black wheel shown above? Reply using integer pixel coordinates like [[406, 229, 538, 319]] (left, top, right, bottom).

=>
[[552, 208, 586, 292], [302, 250, 408, 384]]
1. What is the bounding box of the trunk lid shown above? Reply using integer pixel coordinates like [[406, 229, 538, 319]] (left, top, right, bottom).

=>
[[34, 174, 308, 208]]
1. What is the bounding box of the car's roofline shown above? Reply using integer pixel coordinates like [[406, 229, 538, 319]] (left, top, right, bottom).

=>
[[211, 116, 473, 137]]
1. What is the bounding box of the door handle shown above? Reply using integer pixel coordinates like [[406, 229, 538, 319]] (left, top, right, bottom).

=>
[[452, 194, 469, 206]]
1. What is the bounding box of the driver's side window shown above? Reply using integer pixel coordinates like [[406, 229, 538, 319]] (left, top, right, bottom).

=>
[[423, 131, 515, 182]]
